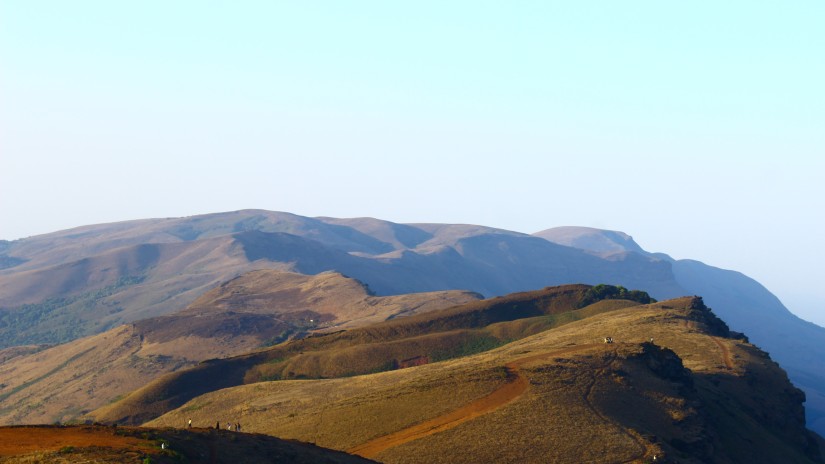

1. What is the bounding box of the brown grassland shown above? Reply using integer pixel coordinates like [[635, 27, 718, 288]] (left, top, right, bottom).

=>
[[0, 270, 477, 425], [146, 297, 824, 463], [92, 285, 627, 425]]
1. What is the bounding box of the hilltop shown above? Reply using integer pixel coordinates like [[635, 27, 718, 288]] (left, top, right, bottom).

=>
[[538, 226, 825, 434], [139, 294, 822, 463]]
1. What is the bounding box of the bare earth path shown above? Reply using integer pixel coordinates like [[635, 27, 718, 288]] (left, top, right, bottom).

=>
[[712, 337, 735, 369], [0, 425, 145, 456], [685, 319, 734, 370], [348, 344, 599, 458]]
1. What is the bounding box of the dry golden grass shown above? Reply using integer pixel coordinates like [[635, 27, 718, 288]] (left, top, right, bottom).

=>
[[148, 298, 823, 464], [0, 270, 477, 426], [148, 359, 507, 450], [98, 286, 642, 425], [0, 325, 177, 425]]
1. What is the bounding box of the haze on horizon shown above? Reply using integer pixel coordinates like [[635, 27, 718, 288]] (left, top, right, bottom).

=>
[[1, 1, 823, 325]]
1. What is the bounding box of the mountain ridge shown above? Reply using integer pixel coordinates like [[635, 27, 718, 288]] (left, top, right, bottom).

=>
[[1, 209, 824, 435], [140, 292, 822, 463]]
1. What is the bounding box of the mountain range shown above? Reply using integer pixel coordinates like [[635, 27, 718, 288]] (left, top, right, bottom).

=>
[[3, 283, 821, 462], [1, 209, 824, 439]]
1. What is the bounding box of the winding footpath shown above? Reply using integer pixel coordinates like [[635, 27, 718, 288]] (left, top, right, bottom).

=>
[[350, 321, 736, 461], [711, 337, 735, 369], [684, 319, 735, 370], [348, 343, 654, 461]]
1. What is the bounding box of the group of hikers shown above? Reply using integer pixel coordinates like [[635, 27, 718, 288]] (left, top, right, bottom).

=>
[[603, 337, 654, 344], [218, 421, 242, 432], [186, 418, 242, 432]]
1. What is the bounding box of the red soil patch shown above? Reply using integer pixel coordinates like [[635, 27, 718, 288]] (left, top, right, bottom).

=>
[[348, 344, 598, 458], [0, 425, 147, 456]]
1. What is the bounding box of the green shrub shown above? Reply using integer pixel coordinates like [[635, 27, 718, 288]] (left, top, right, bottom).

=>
[[576, 284, 655, 309]]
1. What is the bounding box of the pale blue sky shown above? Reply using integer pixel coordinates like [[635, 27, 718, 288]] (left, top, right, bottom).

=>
[[1, 1, 823, 324]]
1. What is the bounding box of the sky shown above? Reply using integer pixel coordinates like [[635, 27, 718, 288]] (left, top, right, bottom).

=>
[[1, 1, 823, 324]]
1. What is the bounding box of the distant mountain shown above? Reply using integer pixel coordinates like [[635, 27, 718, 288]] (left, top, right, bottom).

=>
[[534, 226, 647, 255], [1, 210, 823, 435], [0, 211, 682, 348]]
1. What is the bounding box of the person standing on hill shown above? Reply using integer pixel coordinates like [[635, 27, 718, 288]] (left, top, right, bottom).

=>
[[187, 418, 192, 428]]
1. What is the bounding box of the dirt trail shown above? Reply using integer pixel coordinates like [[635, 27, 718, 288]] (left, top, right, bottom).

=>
[[712, 337, 734, 369], [0, 426, 145, 456], [348, 344, 597, 458], [685, 319, 734, 370]]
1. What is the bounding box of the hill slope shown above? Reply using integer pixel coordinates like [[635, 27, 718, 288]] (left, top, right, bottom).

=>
[[2, 210, 823, 435], [0, 270, 478, 425], [145, 296, 823, 464], [0, 425, 375, 464], [91, 284, 648, 425], [0, 211, 683, 348]]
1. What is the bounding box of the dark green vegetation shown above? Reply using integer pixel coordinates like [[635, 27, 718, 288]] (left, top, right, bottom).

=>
[[0, 276, 144, 347], [577, 283, 655, 308], [93, 284, 646, 424]]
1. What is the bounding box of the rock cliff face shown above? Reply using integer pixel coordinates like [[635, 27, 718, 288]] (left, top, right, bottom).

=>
[[537, 226, 825, 437]]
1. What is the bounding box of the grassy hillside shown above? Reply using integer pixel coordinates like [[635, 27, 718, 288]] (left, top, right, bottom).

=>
[[92, 284, 653, 425], [147, 297, 823, 464], [0, 270, 477, 425], [0, 236, 288, 347]]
